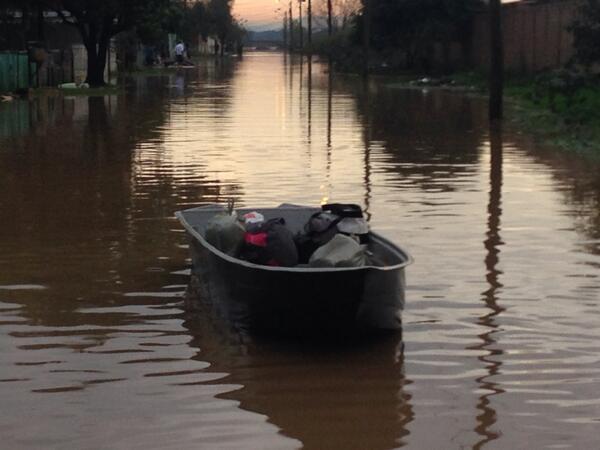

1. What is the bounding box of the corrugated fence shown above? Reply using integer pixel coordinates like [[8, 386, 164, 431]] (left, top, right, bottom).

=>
[[471, 0, 579, 73], [0, 52, 31, 93]]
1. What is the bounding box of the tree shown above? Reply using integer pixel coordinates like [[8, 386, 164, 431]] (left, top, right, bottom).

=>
[[355, 0, 481, 70], [178, 1, 210, 45], [41, 0, 172, 86], [570, 0, 600, 68], [0, 0, 46, 48], [206, 0, 233, 56]]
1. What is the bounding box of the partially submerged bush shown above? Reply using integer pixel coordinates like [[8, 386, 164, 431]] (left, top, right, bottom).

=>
[[531, 69, 600, 124]]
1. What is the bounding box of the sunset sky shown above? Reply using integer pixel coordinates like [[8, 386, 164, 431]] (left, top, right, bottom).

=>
[[233, 0, 283, 30], [233, 0, 521, 31]]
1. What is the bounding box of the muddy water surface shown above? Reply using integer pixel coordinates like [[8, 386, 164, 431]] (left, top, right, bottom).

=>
[[1, 53, 600, 449]]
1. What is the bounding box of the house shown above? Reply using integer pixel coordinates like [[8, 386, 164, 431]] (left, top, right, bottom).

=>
[[0, 9, 117, 89]]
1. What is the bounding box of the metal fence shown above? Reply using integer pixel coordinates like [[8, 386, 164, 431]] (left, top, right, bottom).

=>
[[0, 49, 76, 93], [0, 52, 30, 93]]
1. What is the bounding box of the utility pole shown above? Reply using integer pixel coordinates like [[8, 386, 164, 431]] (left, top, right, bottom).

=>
[[489, 0, 503, 120], [327, 0, 332, 36], [289, 2, 294, 51], [298, 0, 303, 51], [362, 0, 371, 78], [283, 11, 288, 49], [307, 0, 312, 49]]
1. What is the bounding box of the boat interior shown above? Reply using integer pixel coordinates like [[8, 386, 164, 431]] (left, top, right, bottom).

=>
[[178, 204, 411, 268]]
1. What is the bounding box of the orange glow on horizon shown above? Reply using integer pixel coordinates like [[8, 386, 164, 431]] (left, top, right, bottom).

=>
[[233, 0, 282, 27], [234, 0, 523, 29]]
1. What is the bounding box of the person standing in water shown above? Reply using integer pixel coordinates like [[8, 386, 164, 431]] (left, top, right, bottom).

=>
[[175, 41, 185, 64]]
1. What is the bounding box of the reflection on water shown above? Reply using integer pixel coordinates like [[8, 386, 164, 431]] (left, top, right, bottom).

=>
[[1, 53, 600, 449], [471, 124, 505, 448], [182, 308, 412, 450]]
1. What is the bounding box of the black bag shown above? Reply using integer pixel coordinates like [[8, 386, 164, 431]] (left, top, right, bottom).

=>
[[240, 218, 298, 267], [295, 204, 368, 263], [321, 203, 364, 218]]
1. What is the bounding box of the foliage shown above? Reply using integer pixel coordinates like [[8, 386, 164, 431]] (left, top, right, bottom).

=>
[[352, 0, 482, 70], [529, 69, 600, 124], [37, 0, 174, 85], [206, 0, 233, 54], [569, 0, 600, 68], [1, 0, 239, 82], [135, 0, 183, 46], [177, 1, 210, 44]]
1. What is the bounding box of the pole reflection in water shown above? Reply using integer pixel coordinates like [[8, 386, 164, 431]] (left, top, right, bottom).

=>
[[326, 60, 333, 150], [471, 124, 506, 448], [307, 55, 312, 145], [299, 55, 303, 123], [181, 305, 414, 450], [325, 60, 333, 200], [287, 53, 294, 119], [361, 80, 373, 221]]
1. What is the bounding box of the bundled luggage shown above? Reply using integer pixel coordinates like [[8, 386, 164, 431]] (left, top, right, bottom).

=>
[[204, 203, 370, 268], [204, 213, 245, 256], [295, 203, 370, 265], [308, 234, 368, 268], [239, 217, 299, 267]]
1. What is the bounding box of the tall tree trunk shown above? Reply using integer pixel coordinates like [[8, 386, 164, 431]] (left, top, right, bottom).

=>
[[85, 35, 109, 87], [489, 0, 503, 121]]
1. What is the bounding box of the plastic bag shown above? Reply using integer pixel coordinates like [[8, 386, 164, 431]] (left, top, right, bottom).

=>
[[308, 234, 368, 268], [205, 214, 245, 256]]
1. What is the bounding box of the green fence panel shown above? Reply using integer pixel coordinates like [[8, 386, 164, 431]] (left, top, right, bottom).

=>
[[17, 53, 29, 89], [0, 52, 30, 93], [0, 54, 7, 92]]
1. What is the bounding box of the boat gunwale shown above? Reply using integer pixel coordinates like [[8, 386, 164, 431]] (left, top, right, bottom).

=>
[[176, 207, 414, 273]]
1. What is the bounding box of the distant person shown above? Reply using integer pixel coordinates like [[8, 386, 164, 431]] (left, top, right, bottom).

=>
[[175, 41, 185, 64], [143, 46, 155, 66]]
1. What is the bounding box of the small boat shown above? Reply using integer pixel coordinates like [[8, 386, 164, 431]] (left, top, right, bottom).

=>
[[176, 204, 413, 336]]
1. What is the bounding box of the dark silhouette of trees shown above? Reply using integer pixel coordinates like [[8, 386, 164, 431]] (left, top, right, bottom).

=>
[[1, 0, 239, 84], [570, 0, 600, 68], [40, 0, 172, 86], [355, 0, 480, 70], [206, 0, 233, 56]]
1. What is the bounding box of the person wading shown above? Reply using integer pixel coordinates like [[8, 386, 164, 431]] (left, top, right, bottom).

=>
[[175, 41, 185, 65]]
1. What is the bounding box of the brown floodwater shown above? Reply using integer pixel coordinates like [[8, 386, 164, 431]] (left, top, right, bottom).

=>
[[1, 53, 599, 449]]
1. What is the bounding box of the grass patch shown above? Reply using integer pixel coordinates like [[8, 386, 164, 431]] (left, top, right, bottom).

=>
[[29, 85, 122, 97], [505, 74, 600, 158], [383, 69, 600, 158], [122, 66, 181, 75], [59, 85, 121, 96]]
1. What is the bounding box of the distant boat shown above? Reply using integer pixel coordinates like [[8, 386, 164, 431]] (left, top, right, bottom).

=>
[[176, 204, 413, 336]]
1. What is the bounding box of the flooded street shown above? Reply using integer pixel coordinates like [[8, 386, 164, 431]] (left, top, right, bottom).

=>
[[1, 53, 600, 449]]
